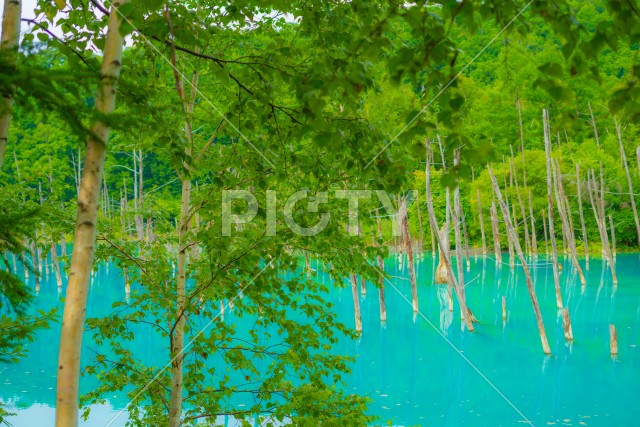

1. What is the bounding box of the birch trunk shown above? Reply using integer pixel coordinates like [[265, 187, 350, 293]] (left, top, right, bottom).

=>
[[56, 3, 127, 425], [167, 53, 200, 427], [615, 118, 640, 245], [543, 109, 564, 309], [488, 167, 551, 354], [0, 0, 22, 168]]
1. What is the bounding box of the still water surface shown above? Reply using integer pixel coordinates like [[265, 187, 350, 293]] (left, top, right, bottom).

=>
[[2, 253, 639, 426]]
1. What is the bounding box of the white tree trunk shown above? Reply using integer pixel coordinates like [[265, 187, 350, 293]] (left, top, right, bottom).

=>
[[56, 2, 128, 426]]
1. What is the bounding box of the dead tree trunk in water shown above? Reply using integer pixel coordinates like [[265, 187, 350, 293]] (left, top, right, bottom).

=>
[[351, 274, 362, 332], [543, 109, 564, 309], [553, 159, 586, 285], [587, 170, 617, 284], [375, 210, 386, 322], [609, 214, 616, 263], [490, 201, 501, 262], [452, 151, 468, 319], [488, 167, 551, 354], [477, 189, 487, 255], [400, 196, 419, 313], [510, 145, 531, 254], [528, 192, 538, 258], [425, 139, 475, 331], [576, 163, 589, 266]]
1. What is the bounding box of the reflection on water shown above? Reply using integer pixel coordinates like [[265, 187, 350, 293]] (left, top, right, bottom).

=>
[[2, 253, 640, 426]]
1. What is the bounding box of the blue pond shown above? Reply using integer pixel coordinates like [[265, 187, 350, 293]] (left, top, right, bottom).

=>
[[1, 253, 639, 426]]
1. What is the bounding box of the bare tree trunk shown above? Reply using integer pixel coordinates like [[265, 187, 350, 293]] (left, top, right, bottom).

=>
[[477, 189, 487, 255], [452, 151, 468, 319], [528, 191, 538, 258], [490, 201, 501, 261], [351, 274, 362, 332], [375, 210, 386, 322], [553, 159, 586, 285], [542, 209, 548, 254], [51, 241, 62, 288], [510, 145, 531, 253], [506, 199, 515, 270], [587, 170, 617, 284], [461, 205, 471, 270], [588, 101, 600, 147], [0, 0, 22, 168], [425, 139, 475, 331], [609, 214, 616, 263], [543, 109, 564, 309], [400, 196, 419, 313], [615, 117, 640, 245], [56, 3, 128, 425], [416, 190, 424, 253], [488, 167, 551, 354], [576, 163, 589, 266]]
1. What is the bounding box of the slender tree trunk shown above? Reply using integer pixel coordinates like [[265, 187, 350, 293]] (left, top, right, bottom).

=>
[[587, 170, 617, 284], [528, 192, 538, 258], [400, 196, 419, 313], [542, 208, 548, 254], [351, 274, 362, 332], [425, 139, 475, 331], [416, 190, 424, 253], [510, 145, 531, 254], [168, 174, 191, 427], [461, 205, 471, 270], [609, 214, 616, 263], [488, 167, 551, 354], [56, 3, 128, 425], [375, 210, 386, 322], [490, 201, 501, 261], [553, 159, 586, 285], [588, 101, 600, 147], [477, 189, 487, 255], [166, 51, 200, 427], [576, 163, 589, 266], [0, 0, 22, 168], [51, 241, 62, 288], [452, 151, 468, 319], [543, 109, 564, 309], [615, 117, 640, 245]]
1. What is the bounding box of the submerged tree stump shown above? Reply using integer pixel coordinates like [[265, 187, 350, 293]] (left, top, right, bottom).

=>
[[561, 308, 573, 341], [610, 324, 618, 356]]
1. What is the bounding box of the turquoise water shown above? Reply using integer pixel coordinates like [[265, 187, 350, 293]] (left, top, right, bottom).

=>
[[2, 253, 639, 426]]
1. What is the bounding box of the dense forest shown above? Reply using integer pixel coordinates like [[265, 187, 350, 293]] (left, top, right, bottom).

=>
[[1, 0, 639, 426]]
